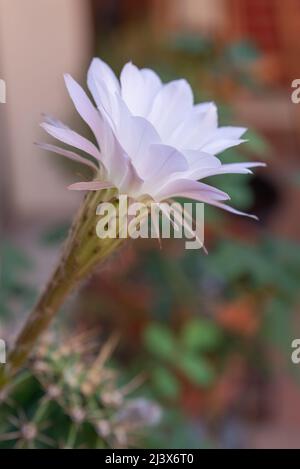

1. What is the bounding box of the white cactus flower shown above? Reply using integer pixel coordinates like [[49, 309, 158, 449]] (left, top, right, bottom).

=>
[[40, 58, 265, 218]]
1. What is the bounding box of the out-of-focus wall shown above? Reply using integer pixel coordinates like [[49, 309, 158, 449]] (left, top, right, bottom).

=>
[[0, 0, 92, 222]]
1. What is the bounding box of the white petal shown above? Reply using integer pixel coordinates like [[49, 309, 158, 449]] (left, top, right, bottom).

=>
[[36, 142, 98, 171], [109, 95, 161, 176], [184, 150, 221, 176], [198, 124, 247, 155], [140, 68, 162, 94], [97, 116, 129, 183], [199, 161, 266, 179], [204, 200, 258, 220], [202, 138, 246, 155], [194, 101, 215, 114], [154, 178, 230, 202], [195, 102, 218, 134], [41, 114, 69, 129], [213, 126, 247, 139], [88, 57, 120, 95], [120, 62, 162, 117], [64, 74, 104, 149], [148, 79, 194, 140], [167, 102, 218, 150], [98, 113, 144, 194], [142, 144, 188, 193], [87, 61, 119, 123], [118, 159, 145, 195], [123, 115, 161, 171], [40, 122, 101, 160]]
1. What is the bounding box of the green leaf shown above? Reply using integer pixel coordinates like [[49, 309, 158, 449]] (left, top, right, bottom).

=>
[[152, 366, 180, 398], [143, 324, 176, 361], [181, 319, 222, 352], [179, 354, 215, 386]]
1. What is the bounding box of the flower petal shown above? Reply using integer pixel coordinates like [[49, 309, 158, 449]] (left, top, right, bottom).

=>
[[148, 79, 194, 140], [213, 126, 247, 139], [120, 62, 162, 117], [41, 122, 101, 160], [68, 180, 113, 191], [167, 102, 218, 150], [88, 57, 120, 95], [64, 74, 104, 151], [202, 138, 246, 155], [87, 59, 119, 123], [204, 200, 258, 220], [113, 96, 161, 167], [97, 112, 144, 194], [41, 114, 69, 129], [199, 161, 266, 179], [143, 144, 188, 195], [35, 142, 98, 171], [154, 178, 230, 202], [183, 150, 221, 177]]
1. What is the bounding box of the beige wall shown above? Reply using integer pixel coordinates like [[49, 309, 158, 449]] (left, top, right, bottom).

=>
[[0, 0, 92, 220]]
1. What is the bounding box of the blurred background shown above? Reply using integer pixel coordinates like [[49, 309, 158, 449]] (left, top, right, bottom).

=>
[[1, 0, 300, 448]]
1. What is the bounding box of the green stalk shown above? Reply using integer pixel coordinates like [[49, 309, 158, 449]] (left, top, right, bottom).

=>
[[0, 189, 123, 390]]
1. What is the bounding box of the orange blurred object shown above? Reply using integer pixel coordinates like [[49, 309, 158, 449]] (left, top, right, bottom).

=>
[[217, 296, 260, 337]]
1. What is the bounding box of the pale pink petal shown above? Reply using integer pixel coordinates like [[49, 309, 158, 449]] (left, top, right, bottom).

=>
[[36, 142, 98, 171], [142, 144, 188, 191], [199, 161, 266, 179], [140, 68, 162, 95], [41, 122, 101, 160], [183, 150, 221, 178], [41, 114, 69, 129], [194, 102, 218, 138], [154, 178, 230, 202], [64, 74, 104, 151], [148, 79, 194, 140], [202, 138, 246, 155], [118, 158, 145, 195], [157, 180, 257, 219], [205, 200, 258, 220], [213, 126, 247, 139], [167, 102, 218, 150], [87, 60, 119, 122], [97, 112, 144, 194], [68, 180, 113, 191], [120, 62, 162, 117], [112, 95, 161, 172], [87, 58, 120, 95], [194, 101, 215, 113]]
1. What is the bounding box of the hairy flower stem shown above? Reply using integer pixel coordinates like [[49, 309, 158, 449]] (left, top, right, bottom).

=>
[[0, 189, 123, 390]]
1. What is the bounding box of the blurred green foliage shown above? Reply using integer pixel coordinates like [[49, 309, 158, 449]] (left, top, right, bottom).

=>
[[144, 320, 221, 397], [0, 242, 36, 319]]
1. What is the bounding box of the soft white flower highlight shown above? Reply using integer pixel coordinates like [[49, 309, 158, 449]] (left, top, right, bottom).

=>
[[40, 57, 265, 222]]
